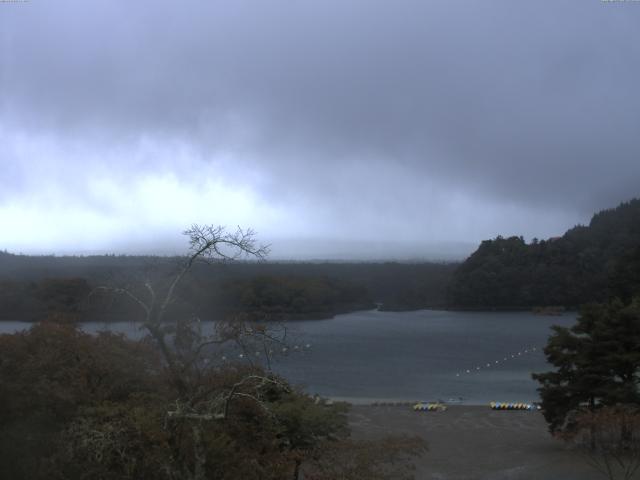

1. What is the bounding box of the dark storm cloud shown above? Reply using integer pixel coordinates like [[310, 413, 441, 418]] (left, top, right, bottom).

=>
[[1, 0, 639, 255]]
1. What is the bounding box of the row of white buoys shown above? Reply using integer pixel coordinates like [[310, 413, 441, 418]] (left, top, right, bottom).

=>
[[217, 344, 312, 362], [490, 402, 539, 411], [455, 346, 538, 377], [282, 344, 312, 354]]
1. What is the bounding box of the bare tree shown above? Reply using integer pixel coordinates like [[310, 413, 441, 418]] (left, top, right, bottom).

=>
[[93, 225, 294, 480], [88, 225, 426, 480], [95, 226, 269, 381]]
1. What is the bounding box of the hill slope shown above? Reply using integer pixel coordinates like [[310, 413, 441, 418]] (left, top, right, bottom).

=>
[[448, 198, 640, 308], [0, 252, 456, 321]]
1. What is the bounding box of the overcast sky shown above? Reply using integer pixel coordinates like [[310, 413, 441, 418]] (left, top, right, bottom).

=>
[[1, 0, 639, 259]]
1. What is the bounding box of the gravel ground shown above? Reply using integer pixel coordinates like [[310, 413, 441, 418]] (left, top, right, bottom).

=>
[[348, 405, 605, 480]]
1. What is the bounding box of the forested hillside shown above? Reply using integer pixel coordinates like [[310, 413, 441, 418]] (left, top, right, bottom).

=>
[[449, 198, 640, 308], [0, 253, 456, 321]]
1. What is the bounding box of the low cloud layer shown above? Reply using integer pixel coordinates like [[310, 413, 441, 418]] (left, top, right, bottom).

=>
[[1, 1, 639, 258]]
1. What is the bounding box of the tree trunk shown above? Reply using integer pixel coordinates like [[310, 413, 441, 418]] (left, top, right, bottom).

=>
[[192, 424, 206, 480], [293, 458, 301, 480]]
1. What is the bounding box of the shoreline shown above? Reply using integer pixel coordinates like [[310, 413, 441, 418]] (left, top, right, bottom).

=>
[[0, 306, 579, 324], [327, 396, 483, 406]]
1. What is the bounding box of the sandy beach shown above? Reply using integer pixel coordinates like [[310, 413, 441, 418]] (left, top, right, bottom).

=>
[[348, 405, 603, 480]]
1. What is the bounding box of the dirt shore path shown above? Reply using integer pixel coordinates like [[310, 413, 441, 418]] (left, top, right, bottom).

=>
[[349, 405, 604, 480]]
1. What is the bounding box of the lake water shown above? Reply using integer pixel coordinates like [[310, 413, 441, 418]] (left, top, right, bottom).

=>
[[0, 309, 576, 405]]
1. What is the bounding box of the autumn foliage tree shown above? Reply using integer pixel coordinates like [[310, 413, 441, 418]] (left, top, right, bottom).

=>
[[0, 322, 162, 479], [560, 405, 640, 480]]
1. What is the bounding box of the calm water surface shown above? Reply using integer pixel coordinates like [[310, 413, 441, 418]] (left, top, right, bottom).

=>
[[1, 310, 576, 404]]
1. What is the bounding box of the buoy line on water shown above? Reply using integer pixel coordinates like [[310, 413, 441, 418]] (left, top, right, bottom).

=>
[[454, 346, 540, 377], [217, 343, 313, 362]]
